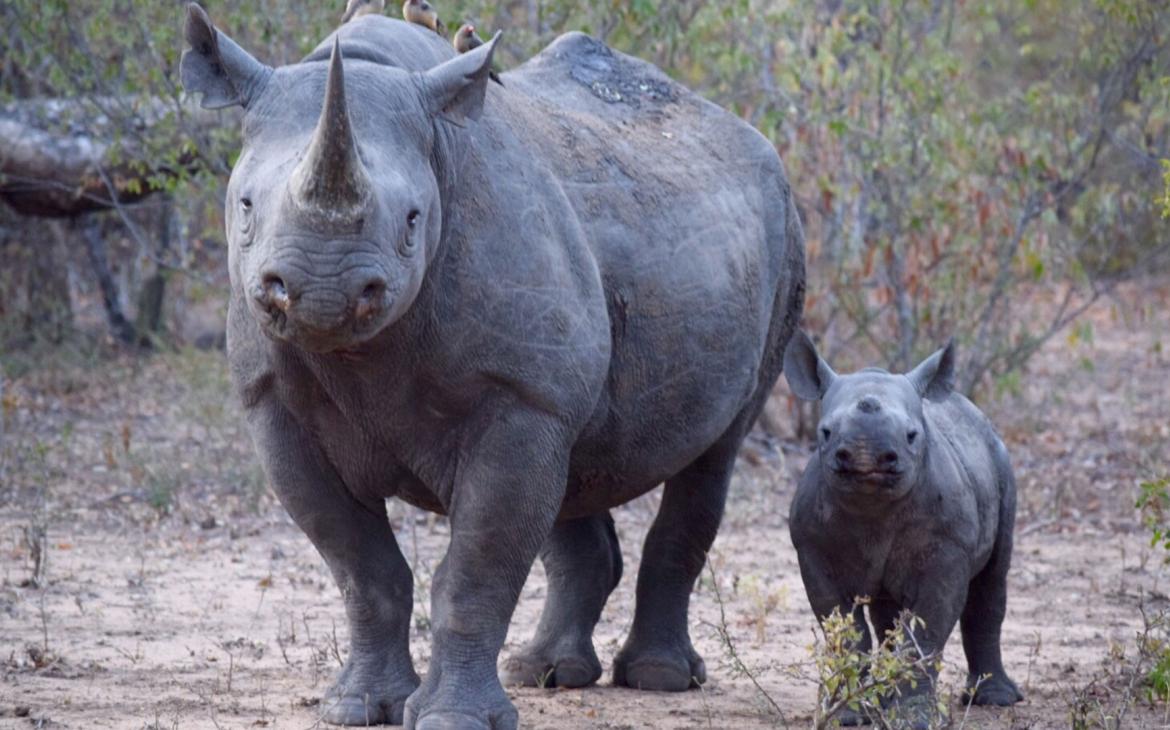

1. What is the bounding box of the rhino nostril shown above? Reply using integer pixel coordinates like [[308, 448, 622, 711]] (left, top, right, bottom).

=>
[[260, 274, 290, 312], [355, 279, 387, 321], [361, 281, 385, 301], [879, 450, 900, 466], [834, 448, 852, 466]]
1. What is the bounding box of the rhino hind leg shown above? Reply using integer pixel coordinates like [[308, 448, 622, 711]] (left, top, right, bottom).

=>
[[613, 425, 748, 692], [959, 490, 1023, 707], [500, 513, 622, 688]]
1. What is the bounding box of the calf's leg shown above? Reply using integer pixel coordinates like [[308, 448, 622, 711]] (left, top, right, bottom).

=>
[[960, 480, 1023, 706]]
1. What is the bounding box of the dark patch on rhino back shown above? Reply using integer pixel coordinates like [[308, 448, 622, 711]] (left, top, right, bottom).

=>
[[546, 33, 678, 108]]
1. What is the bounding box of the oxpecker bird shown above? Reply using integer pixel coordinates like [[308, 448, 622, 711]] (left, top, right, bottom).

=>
[[342, 0, 384, 23], [403, 0, 446, 37], [453, 23, 503, 85]]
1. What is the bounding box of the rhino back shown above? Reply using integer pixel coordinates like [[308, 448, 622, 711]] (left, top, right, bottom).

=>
[[306, 16, 456, 70], [486, 34, 802, 505]]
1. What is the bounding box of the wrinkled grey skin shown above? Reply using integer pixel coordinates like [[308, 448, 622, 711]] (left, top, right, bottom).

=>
[[180, 5, 805, 728], [785, 332, 1023, 727]]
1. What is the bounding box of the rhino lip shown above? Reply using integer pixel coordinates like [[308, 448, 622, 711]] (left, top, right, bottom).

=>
[[834, 465, 903, 475], [831, 465, 905, 484]]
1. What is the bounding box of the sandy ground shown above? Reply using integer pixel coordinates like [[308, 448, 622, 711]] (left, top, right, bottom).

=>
[[2, 281, 1169, 729]]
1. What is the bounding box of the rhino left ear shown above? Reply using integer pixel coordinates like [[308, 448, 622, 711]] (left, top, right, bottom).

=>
[[418, 31, 501, 125], [907, 339, 956, 401], [180, 3, 272, 110], [784, 330, 837, 401]]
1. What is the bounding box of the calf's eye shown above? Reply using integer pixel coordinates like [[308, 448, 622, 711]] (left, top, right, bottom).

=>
[[407, 209, 421, 230], [907, 430, 919, 444], [820, 427, 832, 441]]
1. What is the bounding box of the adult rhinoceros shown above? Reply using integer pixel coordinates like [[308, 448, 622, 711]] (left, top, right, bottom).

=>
[[181, 5, 804, 728]]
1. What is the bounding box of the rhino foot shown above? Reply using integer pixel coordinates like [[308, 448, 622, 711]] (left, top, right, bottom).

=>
[[964, 673, 1023, 706], [829, 706, 871, 726], [322, 693, 409, 726], [884, 692, 942, 730], [412, 712, 495, 730], [612, 644, 706, 692], [320, 660, 419, 726], [499, 640, 602, 688], [403, 676, 517, 730]]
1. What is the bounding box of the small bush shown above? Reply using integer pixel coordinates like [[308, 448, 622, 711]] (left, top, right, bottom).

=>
[[1137, 477, 1170, 556], [813, 601, 947, 729]]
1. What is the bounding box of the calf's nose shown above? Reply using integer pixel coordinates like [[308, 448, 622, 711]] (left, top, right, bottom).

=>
[[878, 450, 900, 468], [834, 447, 853, 470]]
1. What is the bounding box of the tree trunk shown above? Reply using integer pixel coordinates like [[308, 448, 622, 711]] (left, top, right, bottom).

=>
[[78, 217, 137, 346], [0, 220, 74, 345]]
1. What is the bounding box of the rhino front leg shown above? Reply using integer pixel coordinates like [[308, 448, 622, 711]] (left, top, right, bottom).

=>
[[960, 494, 1023, 707], [500, 513, 622, 688], [889, 562, 969, 729], [796, 550, 874, 726], [404, 407, 568, 730], [249, 403, 418, 725], [614, 430, 744, 692]]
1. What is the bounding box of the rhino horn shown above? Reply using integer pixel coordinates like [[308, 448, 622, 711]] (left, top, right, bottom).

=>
[[290, 38, 370, 224]]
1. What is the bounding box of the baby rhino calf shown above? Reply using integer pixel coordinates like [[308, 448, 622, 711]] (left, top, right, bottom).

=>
[[785, 332, 1022, 725]]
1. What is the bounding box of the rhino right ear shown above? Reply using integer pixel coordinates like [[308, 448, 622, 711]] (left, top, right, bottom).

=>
[[418, 31, 501, 125], [180, 3, 271, 110], [907, 339, 956, 401], [784, 331, 836, 401]]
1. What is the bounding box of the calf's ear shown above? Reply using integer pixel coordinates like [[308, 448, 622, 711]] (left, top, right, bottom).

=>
[[907, 339, 956, 401], [180, 3, 272, 109], [784, 331, 836, 401], [418, 31, 501, 125]]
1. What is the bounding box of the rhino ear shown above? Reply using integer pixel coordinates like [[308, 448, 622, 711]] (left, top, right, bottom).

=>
[[784, 331, 836, 401], [907, 339, 956, 401], [418, 31, 501, 125], [180, 3, 271, 110]]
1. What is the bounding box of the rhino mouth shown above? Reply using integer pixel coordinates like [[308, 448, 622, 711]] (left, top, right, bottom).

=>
[[250, 293, 393, 354], [833, 465, 904, 477], [830, 464, 907, 489]]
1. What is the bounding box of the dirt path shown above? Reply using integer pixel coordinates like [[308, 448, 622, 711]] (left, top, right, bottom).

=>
[[2, 282, 1169, 728]]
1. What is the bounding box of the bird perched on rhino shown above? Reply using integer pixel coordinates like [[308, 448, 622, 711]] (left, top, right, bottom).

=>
[[342, 0, 384, 23], [402, 0, 445, 37], [454, 24, 503, 85]]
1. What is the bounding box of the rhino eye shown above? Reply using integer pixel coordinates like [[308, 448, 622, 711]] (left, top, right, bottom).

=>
[[407, 209, 421, 230], [907, 430, 919, 444], [820, 427, 831, 441], [238, 197, 255, 240]]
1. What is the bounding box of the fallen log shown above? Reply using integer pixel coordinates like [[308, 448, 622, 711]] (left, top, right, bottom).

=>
[[0, 96, 228, 218]]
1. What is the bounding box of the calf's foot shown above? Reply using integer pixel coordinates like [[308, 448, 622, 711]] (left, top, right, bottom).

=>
[[964, 672, 1023, 706], [831, 706, 871, 726], [500, 638, 602, 688], [884, 692, 941, 730]]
